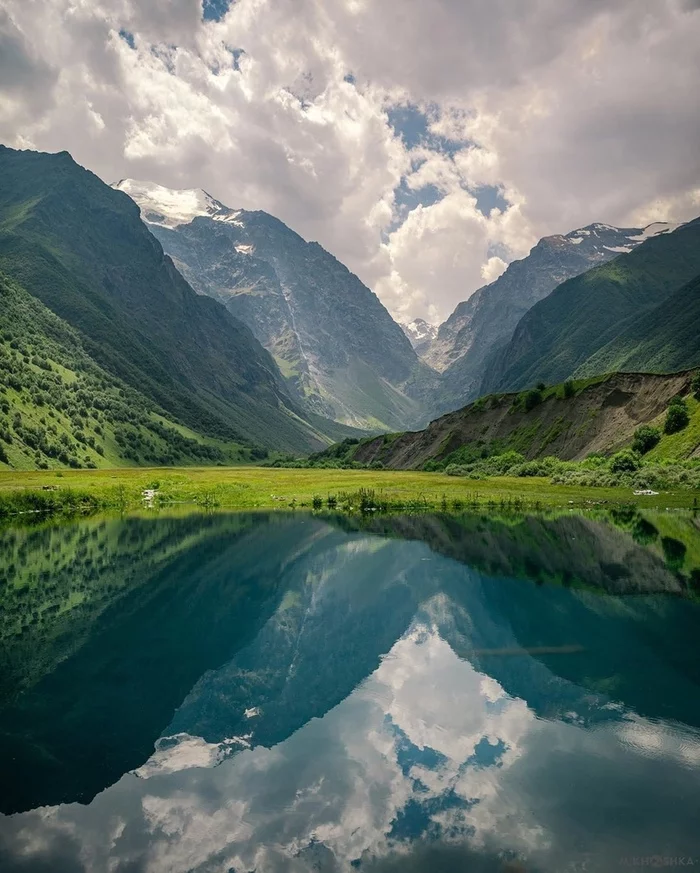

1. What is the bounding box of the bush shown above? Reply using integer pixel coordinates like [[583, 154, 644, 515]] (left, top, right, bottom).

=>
[[563, 380, 575, 398], [511, 456, 563, 477], [523, 389, 543, 411], [692, 371, 700, 400], [661, 536, 686, 570], [632, 425, 661, 455], [488, 451, 526, 474], [664, 397, 689, 434], [536, 382, 546, 392], [609, 449, 642, 474]]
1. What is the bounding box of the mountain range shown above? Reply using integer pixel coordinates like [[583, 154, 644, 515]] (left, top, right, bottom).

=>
[[421, 221, 681, 416], [0, 144, 699, 471]]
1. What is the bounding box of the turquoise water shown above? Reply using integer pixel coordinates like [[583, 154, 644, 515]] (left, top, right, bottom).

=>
[[1, 510, 700, 871]]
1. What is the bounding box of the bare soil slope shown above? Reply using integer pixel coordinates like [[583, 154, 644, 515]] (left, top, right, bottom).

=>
[[351, 371, 694, 469]]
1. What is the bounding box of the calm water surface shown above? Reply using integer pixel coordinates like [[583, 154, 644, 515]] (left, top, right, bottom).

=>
[[1, 509, 700, 872]]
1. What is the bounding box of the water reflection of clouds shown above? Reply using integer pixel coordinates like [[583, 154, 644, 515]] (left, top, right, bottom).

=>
[[2, 598, 700, 871]]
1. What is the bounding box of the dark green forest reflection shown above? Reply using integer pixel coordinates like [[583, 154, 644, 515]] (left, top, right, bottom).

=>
[[1, 508, 700, 872]]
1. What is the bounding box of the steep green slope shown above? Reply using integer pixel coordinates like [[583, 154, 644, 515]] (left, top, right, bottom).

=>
[[481, 218, 700, 393], [576, 273, 700, 377], [0, 147, 340, 454], [321, 370, 698, 470], [0, 271, 253, 469]]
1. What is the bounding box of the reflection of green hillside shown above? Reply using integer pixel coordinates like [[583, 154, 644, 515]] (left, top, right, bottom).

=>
[[606, 506, 700, 588], [0, 513, 265, 701], [339, 510, 688, 596], [0, 513, 325, 813]]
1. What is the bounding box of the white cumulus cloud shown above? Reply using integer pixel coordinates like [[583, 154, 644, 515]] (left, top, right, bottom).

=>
[[1, 0, 699, 322]]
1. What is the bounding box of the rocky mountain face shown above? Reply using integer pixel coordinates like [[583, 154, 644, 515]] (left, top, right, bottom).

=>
[[426, 222, 678, 417], [483, 217, 700, 394], [400, 318, 438, 355], [115, 180, 429, 431], [0, 147, 346, 455]]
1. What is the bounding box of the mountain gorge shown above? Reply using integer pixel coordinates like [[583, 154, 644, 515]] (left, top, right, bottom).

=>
[[115, 180, 432, 432], [1, 145, 699, 473], [423, 222, 680, 417]]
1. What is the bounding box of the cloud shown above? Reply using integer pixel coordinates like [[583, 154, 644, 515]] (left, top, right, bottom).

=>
[[0, 0, 699, 322], [3, 604, 700, 873]]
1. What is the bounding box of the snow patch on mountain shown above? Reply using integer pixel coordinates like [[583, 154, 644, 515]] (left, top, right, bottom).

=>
[[554, 221, 678, 256], [113, 179, 243, 228], [628, 221, 681, 242]]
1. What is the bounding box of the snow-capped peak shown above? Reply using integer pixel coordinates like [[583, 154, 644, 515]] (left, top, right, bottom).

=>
[[557, 220, 680, 254], [400, 318, 438, 348], [113, 179, 243, 228]]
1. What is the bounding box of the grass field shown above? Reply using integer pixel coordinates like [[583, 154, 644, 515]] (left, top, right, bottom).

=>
[[0, 466, 698, 516]]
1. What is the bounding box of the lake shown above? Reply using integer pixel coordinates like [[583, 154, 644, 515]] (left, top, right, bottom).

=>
[[1, 509, 699, 872]]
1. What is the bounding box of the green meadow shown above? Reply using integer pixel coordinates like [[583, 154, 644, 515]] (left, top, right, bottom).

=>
[[0, 466, 698, 518]]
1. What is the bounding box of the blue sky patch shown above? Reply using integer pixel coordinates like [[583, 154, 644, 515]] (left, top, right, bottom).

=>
[[473, 185, 509, 217], [387, 178, 445, 237], [387, 102, 465, 157], [118, 29, 135, 49], [203, 0, 232, 22]]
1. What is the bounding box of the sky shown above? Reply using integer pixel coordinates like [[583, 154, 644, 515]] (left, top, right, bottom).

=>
[[1, 0, 700, 324]]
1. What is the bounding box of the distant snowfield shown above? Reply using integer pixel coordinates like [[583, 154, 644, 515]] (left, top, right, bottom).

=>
[[113, 179, 244, 228]]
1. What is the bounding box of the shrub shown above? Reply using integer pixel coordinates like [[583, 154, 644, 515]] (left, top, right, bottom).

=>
[[511, 456, 562, 477], [664, 397, 689, 434], [692, 371, 700, 400], [661, 536, 686, 570], [523, 389, 543, 411], [488, 451, 526, 474], [563, 380, 575, 399], [632, 425, 661, 455], [609, 449, 642, 474], [536, 382, 546, 391]]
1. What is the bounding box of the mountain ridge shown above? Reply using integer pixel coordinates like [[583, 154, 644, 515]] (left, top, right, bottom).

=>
[[424, 220, 679, 418], [482, 217, 700, 394]]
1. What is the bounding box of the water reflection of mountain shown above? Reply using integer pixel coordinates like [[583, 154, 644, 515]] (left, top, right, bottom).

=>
[[169, 510, 700, 757], [1, 509, 700, 817], [0, 514, 336, 812]]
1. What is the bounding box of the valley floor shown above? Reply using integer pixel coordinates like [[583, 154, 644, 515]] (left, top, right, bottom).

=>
[[0, 466, 698, 514]]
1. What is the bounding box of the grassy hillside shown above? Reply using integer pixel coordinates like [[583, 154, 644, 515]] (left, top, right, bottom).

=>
[[316, 371, 700, 470], [482, 218, 700, 393], [0, 271, 257, 470], [576, 273, 700, 377], [0, 146, 341, 455]]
